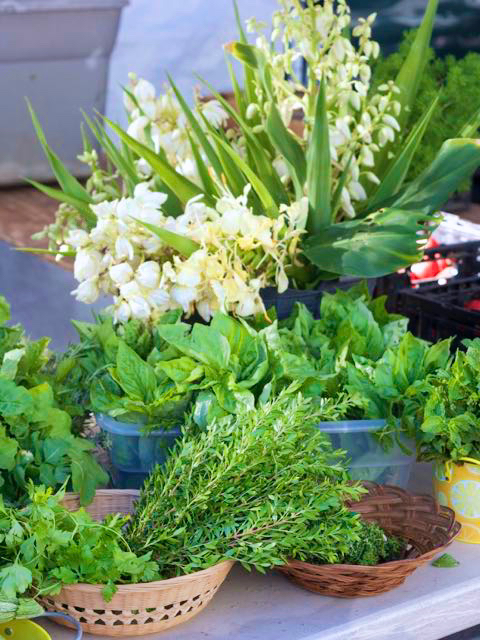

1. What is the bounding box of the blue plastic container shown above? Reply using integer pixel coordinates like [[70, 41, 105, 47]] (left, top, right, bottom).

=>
[[96, 413, 181, 488], [316, 420, 415, 488]]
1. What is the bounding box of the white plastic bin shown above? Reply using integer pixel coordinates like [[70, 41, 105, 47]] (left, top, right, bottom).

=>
[[0, 0, 127, 184], [316, 419, 415, 488]]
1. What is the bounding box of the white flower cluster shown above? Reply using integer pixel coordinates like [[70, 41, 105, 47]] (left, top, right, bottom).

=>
[[124, 73, 229, 183], [247, 0, 401, 218], [68, 183, 305, 323]]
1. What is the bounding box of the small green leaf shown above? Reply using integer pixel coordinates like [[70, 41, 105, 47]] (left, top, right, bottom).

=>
[[432, 553, 459, 568], [132, 218, 200, 258]]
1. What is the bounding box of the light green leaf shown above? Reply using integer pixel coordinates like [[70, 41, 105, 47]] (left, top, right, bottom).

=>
[[27, 100, 91, 203], [0, 296, 10, 324], [432, 553, 459, 568], [212, 134, 278, 217], [0, 426, 18, 471], [307, 76, 331, 232], [25, 179, 96, 227], [132, 218, 200, 258], [116, 341, 157, 403], [168, 74, 224, 180], [367, 96, 439, 211], [391, 139, 480, 215], [1, 348, 26, 380]]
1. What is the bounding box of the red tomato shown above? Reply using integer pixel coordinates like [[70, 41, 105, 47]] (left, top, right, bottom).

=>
[[410, 260, 440, 280]]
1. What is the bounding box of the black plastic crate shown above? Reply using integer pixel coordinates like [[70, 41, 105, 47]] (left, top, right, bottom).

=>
[[377, 240, 480, 308], [394, 276, 480, 348]]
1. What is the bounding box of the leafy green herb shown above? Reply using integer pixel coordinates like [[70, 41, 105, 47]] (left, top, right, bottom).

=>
[[418, 339, 480, 463], [0, 483, 160, 602], [127, 390, 365, 577], [432, 553, 459, 568], [338, 521, 407, 566], [0, 296, 108, 505]]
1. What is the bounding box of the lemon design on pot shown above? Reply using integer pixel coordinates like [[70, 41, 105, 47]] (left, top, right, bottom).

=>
[[451, 480, 480, 518], [434, 461, 480, 543]]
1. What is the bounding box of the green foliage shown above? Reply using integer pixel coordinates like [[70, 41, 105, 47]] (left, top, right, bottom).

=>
[[0, 483, 160, 603], [127, 392, 365, 577], [0, 597, 43, 622], [373, 29, 480, 190], [0, 296, 108, 505], [418, 339, 480, 463], [432, 553, 459, 568], [336, 521, 406, 566]]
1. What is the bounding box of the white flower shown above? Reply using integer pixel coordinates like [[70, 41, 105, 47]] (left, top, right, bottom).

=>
[[147, 287, 170, 307], [120, 280, 141, 300], [201, 100, 228, 128], [176, 261, 202, 288], [136, 261, 160, 289], [171, 285, 197, 312], [109, 262, 134, 285], [115, 237, 134, 261], [133, 78, 156, 104], [114, 300, 131, 324], [66, 229, 89, 248], [236, 293, 259, 317], [74, 249, 103, 281], [72, 278, 99, 304], [129, 296, 151, 320]]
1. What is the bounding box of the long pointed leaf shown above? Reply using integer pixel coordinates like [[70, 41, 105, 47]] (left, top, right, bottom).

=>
[[307, 76, 331, 232], [27, 100, 91, 202], [390, 139, 480, 214], [16, 247, 76, 257], [367, 96, 439, 211], [232, 1, 258, 108], [212, 134, 278, 217], [132, 218, 200, 258], [372, 0, 439, 180], [196, 73, 288, 205], [25, 179, 96, 227], [331, 152, 354, 219], [167, 73, 224, 180], [185, 129, 218, 196], [104, 117, 212, 207], [458, 106, 480, 138]]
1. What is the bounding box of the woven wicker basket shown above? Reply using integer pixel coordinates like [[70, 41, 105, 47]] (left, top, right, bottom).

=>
[[40, 490, 234, 636], [280, 482, 461, 598]]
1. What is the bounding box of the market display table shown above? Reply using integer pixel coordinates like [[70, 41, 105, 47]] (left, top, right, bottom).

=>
[[40, 542, 478, 640]]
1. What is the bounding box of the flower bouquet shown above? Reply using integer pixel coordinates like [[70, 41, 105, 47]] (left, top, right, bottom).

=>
[[26, 0, 480, 323]]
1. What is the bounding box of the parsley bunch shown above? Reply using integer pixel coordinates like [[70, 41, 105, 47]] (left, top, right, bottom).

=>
[[0, 483, 159, 603]]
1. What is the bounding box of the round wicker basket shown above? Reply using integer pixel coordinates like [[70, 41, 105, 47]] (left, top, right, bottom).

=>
[[40, 490, 234, 637], [280, 482, 461, 598]]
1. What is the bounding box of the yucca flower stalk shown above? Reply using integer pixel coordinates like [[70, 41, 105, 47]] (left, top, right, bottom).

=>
[[24, 0, 480, 322]]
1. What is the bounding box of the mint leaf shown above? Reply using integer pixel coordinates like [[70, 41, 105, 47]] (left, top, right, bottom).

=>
[[0, 379, 33, 417], [432, 553, 459, 568]]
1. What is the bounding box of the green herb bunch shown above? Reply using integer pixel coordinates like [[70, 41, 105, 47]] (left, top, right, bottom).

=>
[[338, 521, 406, 566], [418, 339, 480, 464], [344, 332, 452, 446], [127, 391, 364, 578], [373, 29, 480, 192], [0, 296, 107, 505], [0, 483, 159, 603]]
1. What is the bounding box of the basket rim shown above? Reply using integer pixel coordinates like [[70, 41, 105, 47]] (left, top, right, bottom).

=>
[[281, 483, 461, 573], [51, 560, 236, 597]]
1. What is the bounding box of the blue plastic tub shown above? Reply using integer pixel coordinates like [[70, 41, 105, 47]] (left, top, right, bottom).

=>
[[96, 413, 181, 488], [316, 420, 415, 488]]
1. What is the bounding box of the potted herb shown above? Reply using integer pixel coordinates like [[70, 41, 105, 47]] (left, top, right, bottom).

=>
[[25, 0, 480, 323], [418, 339, 480, 544]]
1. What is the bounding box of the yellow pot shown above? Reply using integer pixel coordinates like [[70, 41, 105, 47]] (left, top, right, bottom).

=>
[[434, 461, 480, 544], [0, 619, 51, 639]]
